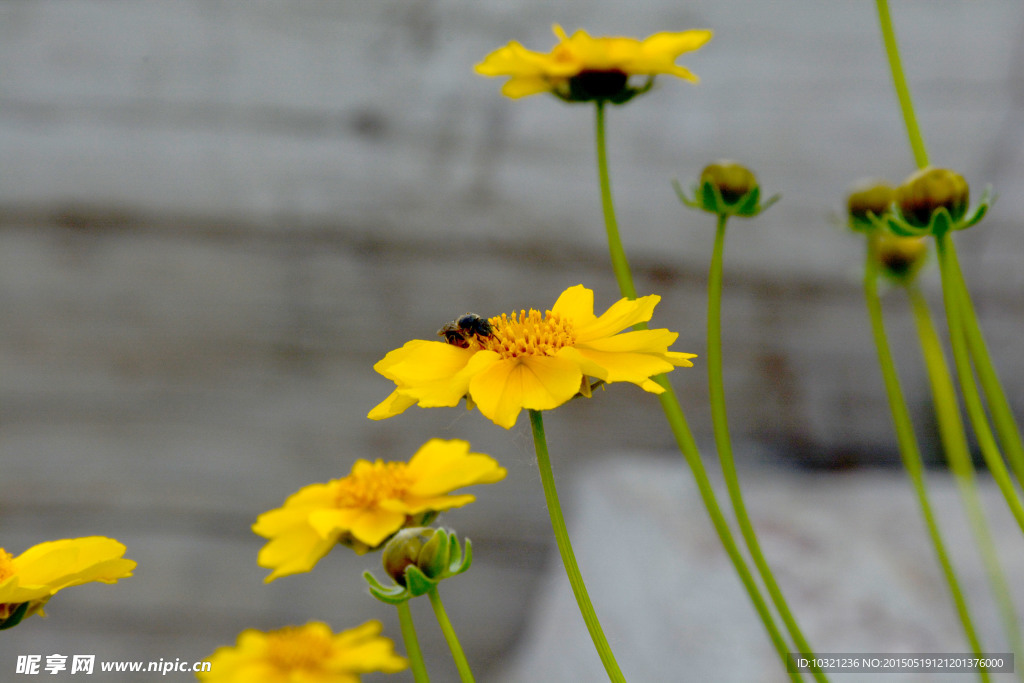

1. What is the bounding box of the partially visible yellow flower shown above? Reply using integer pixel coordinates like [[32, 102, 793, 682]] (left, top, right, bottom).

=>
[[254, 439, 505, 582], [0, 537, 135, 628], [198, 620, 407, 683], [369, 284, 697, 429], [475, 24, 712, 102]]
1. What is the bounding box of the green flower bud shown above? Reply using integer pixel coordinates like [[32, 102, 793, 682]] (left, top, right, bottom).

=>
[[875, 234, 928, 283], [365, 528, 474, 604], [382, 528, 434, 587], [846, 179, 894, 231], [700, 161, 758, 205], [896, 167, 969, 228], [675, 160, 778, 218]]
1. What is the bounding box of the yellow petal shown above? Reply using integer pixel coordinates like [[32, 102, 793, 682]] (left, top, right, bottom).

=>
[[256, 526, 338, 582], [641, 30, 713, 57], [502, 76, 556, 98], [367, 390, 418, 420], [469, 355, 582, 428], [574, 294, 660, 341], [11, 537, 135, 592], [406, 439, 507, 494], [571, 347, 682, 388], [550, 284, 597, 325], [338, 508, 408, 548]]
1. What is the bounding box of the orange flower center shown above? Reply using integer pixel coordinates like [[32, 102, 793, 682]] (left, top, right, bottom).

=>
[[335, 461, 413, 509], [265, 626, 333, 672], [482, 310, 576, 359], [0, 550, 14, 583]]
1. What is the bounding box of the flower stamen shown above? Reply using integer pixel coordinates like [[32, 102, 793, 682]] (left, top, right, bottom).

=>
[[266, 626, 333, 671], [483, 310, 576, 359], [335, 462, 414, 509]]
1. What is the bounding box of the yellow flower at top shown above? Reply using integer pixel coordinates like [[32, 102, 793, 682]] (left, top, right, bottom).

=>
[[0, 537, 136, 629], [198, 620, 407, 683], [369, 284, 697, 429], [254, 439, 505, 582], [475, 24, 712, 102]]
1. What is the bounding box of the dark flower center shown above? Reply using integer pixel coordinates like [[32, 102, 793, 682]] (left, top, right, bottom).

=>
[[568, 69, 629, 101]]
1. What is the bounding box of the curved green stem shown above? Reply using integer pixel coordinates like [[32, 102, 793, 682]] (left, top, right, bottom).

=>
[[708, 214, 826, 682], [426, 587, 474, 683], [396, 601, 431, 683], [944, 240, 1024, 488], [592, 102, 799, 681], [935, 235, 1024, 535], [861, 241, 987, 675], [528, 409, 626, 683], [875, 0, 929, 169]]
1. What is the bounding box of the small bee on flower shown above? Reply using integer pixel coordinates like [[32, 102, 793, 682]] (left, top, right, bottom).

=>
[[438, 313, 494, 349]]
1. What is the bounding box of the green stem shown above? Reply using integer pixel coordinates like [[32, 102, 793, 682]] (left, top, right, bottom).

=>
[[708, 214, 826, 682], [594, 100, 637, 300], [935, 234, 1024, 535], [396, 601, 431, 683], [944, 240, 1024, 488], [875, 0, 929, 169], [910, 241, 1022, 671], [592, 102, 800, 681], [860, 241, 987, 675], [528, 409, 626, 683], [426, 587, 474, 683]]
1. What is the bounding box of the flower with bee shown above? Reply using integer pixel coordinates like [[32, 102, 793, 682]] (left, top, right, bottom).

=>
[[369, 284, 696, 429]]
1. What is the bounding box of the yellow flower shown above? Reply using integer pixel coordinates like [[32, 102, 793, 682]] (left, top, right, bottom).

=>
[[369, 284, 697, 429], [475, 24, 712, 102], [253, 439, 505, 582], [0, 537, 135, 628], [198, 620, 407, 683]]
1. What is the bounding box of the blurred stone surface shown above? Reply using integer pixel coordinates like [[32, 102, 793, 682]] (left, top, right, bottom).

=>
[[1, 1, 1024, 680], [495, 457, 1024, 683]]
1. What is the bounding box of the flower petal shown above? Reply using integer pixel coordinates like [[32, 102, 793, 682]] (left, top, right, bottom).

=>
[[406, 439, 507, 495], [574, 294, 660, 341], [469, 355, 582, 428]]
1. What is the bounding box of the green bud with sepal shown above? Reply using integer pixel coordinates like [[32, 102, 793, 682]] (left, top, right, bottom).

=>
[[0, 602, 31, 631], [846, 178, 894, 233], [674, 160, 779, 218], [364, 527, 473, 604], [884, 166, 992, 238]]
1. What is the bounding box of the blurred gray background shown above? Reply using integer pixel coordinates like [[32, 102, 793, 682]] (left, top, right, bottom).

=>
[[2, 1, 1023, 681]]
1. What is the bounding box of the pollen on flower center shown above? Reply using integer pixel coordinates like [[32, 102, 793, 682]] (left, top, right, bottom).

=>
[[266, 627, 332, 671], [0, 549, 14, 582], [334, 461, 413, 509], [483, 309, 576, 359]]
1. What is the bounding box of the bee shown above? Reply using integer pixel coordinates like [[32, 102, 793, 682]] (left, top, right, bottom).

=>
[[438, 313, 494, 348]]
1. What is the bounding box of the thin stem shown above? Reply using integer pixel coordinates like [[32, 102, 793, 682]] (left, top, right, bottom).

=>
[[528, 409, 626, 683], [858, 242, 987, 675], [875, 0, 929, 169], [426, 587, 474, 683], [944, 240, 1024, 488], [592, 102, 800, 681], [396, 601, 431, 683], [708, 214, 826, 682], [935, 234, 1024, 535], [911, 240, 1023, 670], [594, 100, 637, 300]]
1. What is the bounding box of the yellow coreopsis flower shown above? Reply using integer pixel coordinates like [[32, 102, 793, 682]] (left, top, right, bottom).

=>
[[475, 24, 712, 102], [198, 620, 407, 683], [369, 284, 697, 429], [254, 439, 505, 582], [0, 537, 136, 629]]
